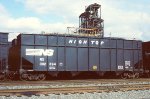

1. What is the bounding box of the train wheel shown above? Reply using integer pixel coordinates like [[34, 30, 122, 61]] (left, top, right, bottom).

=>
[[7, 72, 16, 80], [26, 74, 46, 81], [27, 74, 36, 81], [121, 72, 128, 79], [20, 73, 28, 81], [121, 72, 139, 79], [134, 73, 139, 79], [38, 74, 46, 81], [126, 72, 139, 79]]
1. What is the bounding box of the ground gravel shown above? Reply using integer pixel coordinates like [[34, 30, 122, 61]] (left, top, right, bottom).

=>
[[0, 90, 150, 99]]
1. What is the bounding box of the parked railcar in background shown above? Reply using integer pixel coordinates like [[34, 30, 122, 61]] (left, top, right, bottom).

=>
[[8, 33, 143, 80], [0, 32, 9, 80], [142, 42, 150, 77]]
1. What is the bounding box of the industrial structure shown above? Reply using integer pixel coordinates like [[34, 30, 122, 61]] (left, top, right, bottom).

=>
[[79, 3, 104, 37]]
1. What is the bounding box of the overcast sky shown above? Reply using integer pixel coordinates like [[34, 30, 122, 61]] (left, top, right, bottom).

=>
[[0, 0, 150, 41]]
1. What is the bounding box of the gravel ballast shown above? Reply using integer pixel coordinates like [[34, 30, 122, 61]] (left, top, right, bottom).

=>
[[0, 90, 150, 99]]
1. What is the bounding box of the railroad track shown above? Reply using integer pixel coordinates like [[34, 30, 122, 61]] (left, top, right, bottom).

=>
[[0, 79, 150, 97], [0, 84, 150, 97]]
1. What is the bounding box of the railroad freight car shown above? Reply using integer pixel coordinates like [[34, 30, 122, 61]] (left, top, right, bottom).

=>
[[142, 42, 150, 76], [8, 34, 143, 80], [0, 33, 9, 80]]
